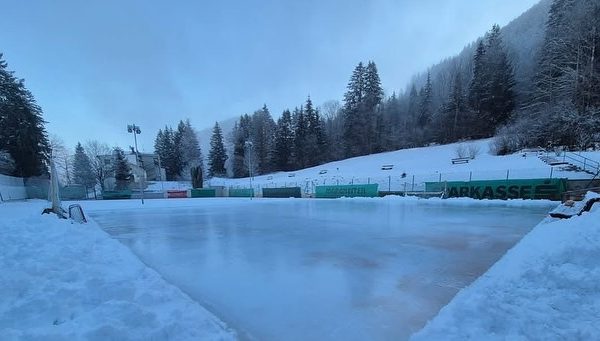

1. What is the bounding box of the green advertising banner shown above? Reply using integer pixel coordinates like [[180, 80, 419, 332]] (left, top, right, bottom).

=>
[[229, 188, 254, 197], [262, 187, 302, 198], [425, 178, 567, 200], [190, 189, 216, 198], [315, 184, 379, 198], [102, 190, 132, 200]]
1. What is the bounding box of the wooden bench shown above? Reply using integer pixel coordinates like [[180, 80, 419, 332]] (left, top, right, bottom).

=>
[[451, 157, 470, 164], [381, 164, 394, 170]]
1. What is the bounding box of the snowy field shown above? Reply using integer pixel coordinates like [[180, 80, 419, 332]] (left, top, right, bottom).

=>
[[0, 200, 236, 340], [84, 197, 553, 340], [201, 139, 598, 193]]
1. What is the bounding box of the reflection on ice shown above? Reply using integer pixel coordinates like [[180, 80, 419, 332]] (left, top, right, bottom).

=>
[[91, 199, 550, 341]]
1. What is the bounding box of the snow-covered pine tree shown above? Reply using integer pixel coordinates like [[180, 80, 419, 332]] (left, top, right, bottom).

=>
[[208, 122, 227, 177], [72, 142, 96, 188], [113, 147, 131, 190], [176, 119, 203, 180]]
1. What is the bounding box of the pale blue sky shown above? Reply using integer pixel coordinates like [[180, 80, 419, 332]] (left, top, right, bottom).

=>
[[0, 0, 539, 151]]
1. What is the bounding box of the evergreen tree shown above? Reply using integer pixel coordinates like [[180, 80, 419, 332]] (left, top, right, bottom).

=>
[[0, 53, 50, 177], [231, 115, 252, 178], [407, 84, 419, 133], [176, 119, 203, 180], [72, 142, 96, 188], [113, 147, 131, 190], [292, 106, 307, 168], [250, 105, 276, 174], [273, 109, 294, 171], [469, 40, 486, 114], [364, 61, 384, 152], [208, 122, 227, 177], [343, 62, 366, 157], [479, 24, 516, 133], [417, 71, 433, 127], [154, 126, 182, 180]]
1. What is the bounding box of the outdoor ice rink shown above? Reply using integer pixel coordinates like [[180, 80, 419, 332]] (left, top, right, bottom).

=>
[[88, 198, 553, 340]]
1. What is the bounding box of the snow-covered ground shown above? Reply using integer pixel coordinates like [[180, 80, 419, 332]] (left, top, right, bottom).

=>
[[0, 200, 236, 340], [84, 197, 553, 340], [208, 139, 599, 192], [412, 193, 600, 340]]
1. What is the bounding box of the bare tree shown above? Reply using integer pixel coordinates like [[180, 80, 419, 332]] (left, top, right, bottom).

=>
[[49, 135, 72, 185], [84, 140, 111, 190]]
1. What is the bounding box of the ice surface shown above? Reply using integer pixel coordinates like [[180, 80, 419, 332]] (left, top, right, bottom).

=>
[[413, 197, 600, 340], [88, 198, 552, 340]]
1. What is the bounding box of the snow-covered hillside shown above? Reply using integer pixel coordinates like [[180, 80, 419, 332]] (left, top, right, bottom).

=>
[[210, 139, 599, 192]]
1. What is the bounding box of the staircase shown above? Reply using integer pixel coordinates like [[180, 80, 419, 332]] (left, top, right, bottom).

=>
[[539, 152, 600, 176]]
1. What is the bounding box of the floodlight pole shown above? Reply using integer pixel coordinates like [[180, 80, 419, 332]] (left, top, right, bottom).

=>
[[245, 141, 253, 199], [128, 124, 144, 204]]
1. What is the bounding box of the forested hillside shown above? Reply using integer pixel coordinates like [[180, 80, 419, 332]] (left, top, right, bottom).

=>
[[156, 0, 598, 180]]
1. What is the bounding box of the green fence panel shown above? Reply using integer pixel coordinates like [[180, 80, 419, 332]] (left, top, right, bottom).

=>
[[425, 178, 567, 200], [61, 185, 87, 200], [229, 188, 254, 197], [315, 184, 379, 198], [262, 187, 302, 198], [102, 190, 132, 200], [190, 189, 216, 198]]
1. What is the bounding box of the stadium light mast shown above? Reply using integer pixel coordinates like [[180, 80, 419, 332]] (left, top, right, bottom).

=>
[[127, 124, 144, 204], [245, 141, 253, 199]]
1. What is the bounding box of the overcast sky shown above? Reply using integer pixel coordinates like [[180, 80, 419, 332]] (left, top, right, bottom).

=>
[[0, 0, 539, 152]]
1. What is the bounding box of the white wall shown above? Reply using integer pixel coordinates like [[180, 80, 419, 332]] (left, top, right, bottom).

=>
[[0, 174, 27, 201]]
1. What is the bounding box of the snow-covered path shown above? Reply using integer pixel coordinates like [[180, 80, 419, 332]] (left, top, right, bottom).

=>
[[87, 198, 553, 340]]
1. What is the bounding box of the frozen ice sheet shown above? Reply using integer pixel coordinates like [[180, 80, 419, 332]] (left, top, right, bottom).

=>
[[90, 199, 551, 341]]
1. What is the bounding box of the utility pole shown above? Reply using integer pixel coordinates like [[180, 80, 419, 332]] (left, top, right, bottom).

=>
[[127, 124, 144, 204]]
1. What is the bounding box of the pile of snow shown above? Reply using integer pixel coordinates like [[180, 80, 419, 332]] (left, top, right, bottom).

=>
[[0, 200, 236, 340], [411, 194, 600, 340], [210, 139, 598, 192]]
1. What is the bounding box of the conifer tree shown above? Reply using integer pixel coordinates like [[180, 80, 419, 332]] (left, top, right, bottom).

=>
[[250, 105, 276, 174], [113, 147, 131, 190], [0, 54, 50, 177], [417, 71, 433, 127], [72, 142, 96, 188], [207, 122, 227, 177], [292, 106, 307, 168], [273, 109, 294, 171], [231, 115, 252, 178]]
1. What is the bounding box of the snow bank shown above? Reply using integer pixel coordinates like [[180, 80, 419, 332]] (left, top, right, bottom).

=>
[[411, 197, 600, 340], [0, 201, 236, 340]]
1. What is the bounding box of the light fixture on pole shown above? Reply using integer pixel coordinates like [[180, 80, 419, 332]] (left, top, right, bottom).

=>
[[245, 141, 253, 198], [127, 124, 144, 204]]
